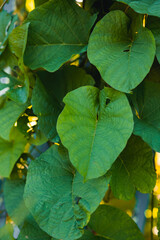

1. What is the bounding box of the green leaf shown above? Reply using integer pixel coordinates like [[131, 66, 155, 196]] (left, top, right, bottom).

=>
[[0, 70, 29, 104], [0, 223, 14, 240], [0, 100, 28, 140], [89, 205, 144, 240], [8, 23, 30, 59], [147, 17, 160, 64], [116, 0, 160, 17], [87, 10, 155, 92], [4, 179, 30, 225], [24, 0, 97, 72], [24, 145, 109, 240], [18, 217, 52, 240], [0, 11, 17, 56], [0, 127, 26, 178], [32, 66, 95, 139], [34, 0, 48, 7], [130, 80, 160, 152], [57, 86, 133, 180], [79, 231, 103, 240], [110, 135, 156, 200]]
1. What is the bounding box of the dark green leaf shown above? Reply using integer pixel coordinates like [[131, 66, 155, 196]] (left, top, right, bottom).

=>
[[24, 0, 97, 72], [24, 145, 109, 240], [110, 135, 156, 200], [88, 10, 155, 92], [130, 80, 160, 152], [147, 17, 160, 64], [89, 205, 144, 240], [57, 86, 133, 180]]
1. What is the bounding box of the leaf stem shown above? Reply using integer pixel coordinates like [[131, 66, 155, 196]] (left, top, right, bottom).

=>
[[0, 0, 8, 11]]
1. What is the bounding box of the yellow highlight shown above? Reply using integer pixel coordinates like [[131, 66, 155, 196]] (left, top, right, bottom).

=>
[[145, 209, 151, 218], [153, 208, 158, 218], [26, 0, 35, 12]]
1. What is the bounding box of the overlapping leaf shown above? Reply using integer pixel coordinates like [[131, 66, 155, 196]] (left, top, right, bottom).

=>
[[110, 135, 156, 200], [4, 179, 30, 225], [0, 223, 14, 240], [24, 145, 109, 240], [0, 11, 17, 56], [147, 17, 160, 64], [87, 205, 144, 240], [32, 66, 94, 140], [116, 0, 160, 17], [24, 0, 96, 72], [88, 10, 155, 92], [130, 80, 160, 152], [57, 86, 133, 180], [0, 70, 29, 104], [0, 128, 26, 178]]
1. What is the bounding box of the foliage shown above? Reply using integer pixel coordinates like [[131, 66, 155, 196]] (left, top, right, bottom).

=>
[[0, 0, 159, 239]]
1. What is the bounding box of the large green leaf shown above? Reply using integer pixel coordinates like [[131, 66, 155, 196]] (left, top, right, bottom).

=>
[[0, 100, 28, 140], [79, 231, 103, 240], [130, 80, 160, 152], [88, 205, 144, 240], [110, 135, 156, 200], [32, 66, 94, 140], [116, 0, 160, 17], [0, 70, 29, 104], [0, 11, 17, 56], [57, 86, 133, 180], [0, 223, 14, 240], [0, 128, 26, 178], [24, 145, 109, 240], [24, 0, 96, 72], [147, 17, 160, 64], [4, 179, 30, 225], [87, 10, 155, 92]]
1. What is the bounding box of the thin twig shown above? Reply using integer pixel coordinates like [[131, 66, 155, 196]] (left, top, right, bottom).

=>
[[0, 0, 8, 11]]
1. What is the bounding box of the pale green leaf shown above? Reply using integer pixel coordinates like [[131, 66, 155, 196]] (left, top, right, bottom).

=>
[[24, 145, 109, 240], [0, 100, 28, 140], [87, 10, 155, 92], [57, 86, 133, 180], [32, 66, 94, 139], [130, 80, 160, 152], [4, 179, 30, 225], [89, 205, 144, 240], [110, 135, 156, 200], [0, 128, 26, 178], [116, 0, 160, 17], [24, 0, 97, 72], [0, 223, 14, 240]]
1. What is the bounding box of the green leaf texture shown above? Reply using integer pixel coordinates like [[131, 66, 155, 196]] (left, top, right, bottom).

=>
[[110, 135, 156, 200], [24, 0, 96, 72], [0, 128, 26, 178], [130, 80, 160, 152], [57, 86, 133, 180], [88, 10, 155, 92], [88, 205, 144, 240], [32, 66, 94, 140], [24, 145, 109, 240]]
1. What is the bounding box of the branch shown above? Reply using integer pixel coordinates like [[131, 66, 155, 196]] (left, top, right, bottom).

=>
[[0, 0, 8, 11]]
